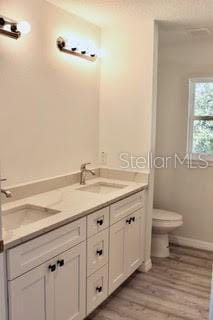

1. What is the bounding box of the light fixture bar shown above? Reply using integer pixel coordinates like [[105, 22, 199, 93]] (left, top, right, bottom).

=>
[[0, 28, 21, 39], [57, 37, 97, 62], [0, 16, 21, 39]]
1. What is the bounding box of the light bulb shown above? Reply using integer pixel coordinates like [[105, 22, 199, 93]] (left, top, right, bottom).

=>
[[4, 24, 11, 32], [87, 46, 97, 57], [77, 43, 86, 54], [78, 39, 90, 54], [66, 36, 78, 50], [17, 21, 31, 35]]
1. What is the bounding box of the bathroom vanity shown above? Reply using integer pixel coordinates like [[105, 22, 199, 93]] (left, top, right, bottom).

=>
[[1, 176, 148, 320]]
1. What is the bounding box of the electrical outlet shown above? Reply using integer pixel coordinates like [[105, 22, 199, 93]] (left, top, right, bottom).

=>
[[100, 152, 107, 165]]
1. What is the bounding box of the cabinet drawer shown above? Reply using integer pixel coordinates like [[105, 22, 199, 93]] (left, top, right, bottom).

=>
[[110, 191, 144, 225], [87, 264, 108, 315], [87, 229, 109, 276], [7, 217, 86, 280], [87, 207, 109, 238]]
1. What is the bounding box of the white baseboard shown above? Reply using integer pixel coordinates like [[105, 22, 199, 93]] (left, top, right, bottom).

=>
[[170, 235, 213, 252], [138, 259, 152, 273]]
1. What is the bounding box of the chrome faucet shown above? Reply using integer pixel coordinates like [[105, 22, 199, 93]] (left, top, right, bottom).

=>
[[0, 178, 12, 198], [1, 189, 12, 198], [80, 163, 95, 185]]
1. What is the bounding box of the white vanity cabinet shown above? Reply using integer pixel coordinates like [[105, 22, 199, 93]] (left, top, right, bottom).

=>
[[6, 190, 145, 320]]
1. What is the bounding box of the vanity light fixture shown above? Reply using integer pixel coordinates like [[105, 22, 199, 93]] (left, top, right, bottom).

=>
[[0, 15, 31, 39], [57, 37, 97, 62]]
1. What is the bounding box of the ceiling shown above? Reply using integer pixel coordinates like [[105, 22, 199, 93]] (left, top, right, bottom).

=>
[[48, 0, 213, 29]]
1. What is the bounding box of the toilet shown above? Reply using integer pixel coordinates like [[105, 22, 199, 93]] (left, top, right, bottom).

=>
[[151, 209, 183, 258]]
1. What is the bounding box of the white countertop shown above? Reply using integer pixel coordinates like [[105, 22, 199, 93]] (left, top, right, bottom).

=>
[[2, 178, 148, 249]]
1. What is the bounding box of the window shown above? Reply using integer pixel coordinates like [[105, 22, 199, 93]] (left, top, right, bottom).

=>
[[188, 78, 213, 159]]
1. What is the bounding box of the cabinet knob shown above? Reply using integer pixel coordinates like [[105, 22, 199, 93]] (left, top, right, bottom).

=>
[[49, 264, 56, 272], [57, 259, 65, 267], [96, 249, 103, 256], [96, 286, 102, 293], [126, 218, 132, 224], [97, 219, 103, 226]]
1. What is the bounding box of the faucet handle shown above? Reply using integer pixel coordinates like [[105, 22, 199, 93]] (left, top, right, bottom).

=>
[[80, 162, 91, 170]]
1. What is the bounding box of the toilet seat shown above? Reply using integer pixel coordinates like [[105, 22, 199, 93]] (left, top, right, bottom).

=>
[[153, 209, 182, 222]]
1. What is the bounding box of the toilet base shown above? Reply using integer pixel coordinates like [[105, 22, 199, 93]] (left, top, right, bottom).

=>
[[151, 233, 170, 258]]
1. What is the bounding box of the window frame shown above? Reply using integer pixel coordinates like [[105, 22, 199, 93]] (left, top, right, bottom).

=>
[[187, 77, 213, 161]]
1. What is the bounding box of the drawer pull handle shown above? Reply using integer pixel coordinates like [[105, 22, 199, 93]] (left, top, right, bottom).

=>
[[96, 249, 103, 256], [97, 219, 104, 226], [49, 264, 56, 272], [96, 286, 103, 293], [126, 218, 132, 224], [57, 259, 65, 267]]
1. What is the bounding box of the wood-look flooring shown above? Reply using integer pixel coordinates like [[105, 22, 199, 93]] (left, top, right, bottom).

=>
[[89, 245, 213, 320]]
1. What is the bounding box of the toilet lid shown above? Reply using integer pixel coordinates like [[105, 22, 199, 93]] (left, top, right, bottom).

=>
[[153, 209, 182, 221]]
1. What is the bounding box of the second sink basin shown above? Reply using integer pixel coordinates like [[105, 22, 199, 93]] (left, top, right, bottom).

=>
[[2, 204, 60, 231], [78, 182, 127, 194]]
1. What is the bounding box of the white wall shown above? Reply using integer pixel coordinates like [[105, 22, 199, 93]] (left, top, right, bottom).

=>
[[99, 21, 158, 268], [154, 37, 213, 244], [0, 2, 156, 186], [0, 0, 100, 186], [0, 1, 158, 268], [99, 21, 156, 168]]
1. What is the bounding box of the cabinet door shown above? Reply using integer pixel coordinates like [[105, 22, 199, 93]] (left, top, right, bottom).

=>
[[54, 242, 86, 320], [8, 259, 54, 320], [126, 209, 143, 277], [109, 219, 126, 294]]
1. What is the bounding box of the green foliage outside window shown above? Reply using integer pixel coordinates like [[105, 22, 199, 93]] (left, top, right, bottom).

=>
[[192, 83, 213, 154]]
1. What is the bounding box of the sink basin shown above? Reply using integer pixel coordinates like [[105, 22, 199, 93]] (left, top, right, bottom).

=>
[[2, 204, 60, 231], [78, 182, 127, 194]]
